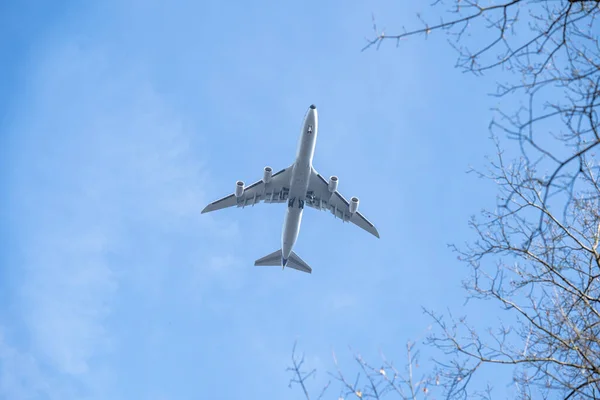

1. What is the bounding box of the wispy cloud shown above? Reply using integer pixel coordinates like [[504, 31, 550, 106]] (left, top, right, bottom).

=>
[[3, 33, 230, 397], [0, 331, 51, 399], [0, 1, 498, 399]]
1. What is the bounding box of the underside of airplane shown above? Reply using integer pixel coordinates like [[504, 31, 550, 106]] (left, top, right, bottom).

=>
[[202, 104, 379, 273]]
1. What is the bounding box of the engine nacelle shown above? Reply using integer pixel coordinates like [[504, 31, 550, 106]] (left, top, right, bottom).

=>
[[349, 197, 359, 214], [235, 180, 244, 197], [263, 166, 273, 183], [328, 176, 338, 193]]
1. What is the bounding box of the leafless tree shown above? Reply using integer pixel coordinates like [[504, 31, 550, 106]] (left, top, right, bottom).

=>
[[287, 342, 330, 400], [367, 1, 600, 399], [291, 1, 600, 399], [287, 341, 436, 399]]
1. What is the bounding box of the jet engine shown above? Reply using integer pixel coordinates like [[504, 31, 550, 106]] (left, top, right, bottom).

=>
[[263, 166, 273, 183], [349, 196, 359, 214], [235, 180, 244, 197], [328, 176, 338, 193]]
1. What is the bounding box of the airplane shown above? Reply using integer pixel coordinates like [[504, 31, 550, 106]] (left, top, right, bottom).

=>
[[201, 104, 379, 273]]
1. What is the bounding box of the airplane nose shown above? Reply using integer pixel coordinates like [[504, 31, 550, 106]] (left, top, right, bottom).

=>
[[310, 104, 316, 110]]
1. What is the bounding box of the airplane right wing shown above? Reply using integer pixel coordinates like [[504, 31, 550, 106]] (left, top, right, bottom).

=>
[[305, 168, 380, 238], [201, 166, 293, 214]]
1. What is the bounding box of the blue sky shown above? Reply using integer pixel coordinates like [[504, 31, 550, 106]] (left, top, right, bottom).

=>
[[1, 1, 517, 398]]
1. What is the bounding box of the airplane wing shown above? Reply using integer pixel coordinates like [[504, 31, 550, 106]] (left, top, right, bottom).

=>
[[201, 166, 293, 214], [305, 168, 380, 238]]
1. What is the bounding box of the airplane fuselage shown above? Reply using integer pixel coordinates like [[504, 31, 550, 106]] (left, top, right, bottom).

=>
[[281, 105, 318, 265], [201, 103, 379, 273]]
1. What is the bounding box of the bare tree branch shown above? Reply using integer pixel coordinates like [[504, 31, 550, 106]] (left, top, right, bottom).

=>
[[287, 341, 330, 400], [291, 1, 600, 398]]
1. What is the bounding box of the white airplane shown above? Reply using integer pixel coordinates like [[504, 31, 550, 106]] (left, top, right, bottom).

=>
[[201, 104, 379, 273]]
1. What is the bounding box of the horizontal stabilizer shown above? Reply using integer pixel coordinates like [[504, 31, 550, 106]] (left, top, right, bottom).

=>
[[254, 249, 282, 266], [287, 251, 312, 273], [254, 249, 312, 274]]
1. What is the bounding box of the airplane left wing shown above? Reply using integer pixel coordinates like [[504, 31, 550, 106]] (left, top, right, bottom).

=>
[[201, 166, 293, 214], [305, 168, 380, 238]]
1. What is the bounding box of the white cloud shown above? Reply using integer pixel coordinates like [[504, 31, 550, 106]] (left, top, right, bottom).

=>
[[3, 34, 229, 397], [0, 332, 47, 399], [0, 328, 85, 399], [208, 255, 238, 272], [328, 292, 358, 311], [21, 231, 117, 375]]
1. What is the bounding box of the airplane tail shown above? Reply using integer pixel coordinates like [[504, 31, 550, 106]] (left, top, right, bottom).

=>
[[254, 249, 312, 274]]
